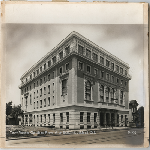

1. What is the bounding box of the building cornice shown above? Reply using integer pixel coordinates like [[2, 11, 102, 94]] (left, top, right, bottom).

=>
[[20, 31, 130, 80]]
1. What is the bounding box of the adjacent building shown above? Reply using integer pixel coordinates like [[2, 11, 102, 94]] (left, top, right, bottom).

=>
[[19, 31, 131, 129]]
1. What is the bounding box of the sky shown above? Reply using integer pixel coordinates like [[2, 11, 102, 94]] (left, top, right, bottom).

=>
[[5, 24, 144, 107]]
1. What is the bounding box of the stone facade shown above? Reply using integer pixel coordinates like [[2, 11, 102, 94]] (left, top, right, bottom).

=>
[[19, 31, 131, 129]]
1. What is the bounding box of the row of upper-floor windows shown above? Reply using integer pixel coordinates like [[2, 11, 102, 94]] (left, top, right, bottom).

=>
[[29, 113, 70, 123], [78, 61, 127, 87], [78, 44, 127, 75], [23, 48, 71, 84], [22, 96, 54, 108], [22, 43, 127, 84], [22, 62, 69, 94], [22, 77, 68, 96]]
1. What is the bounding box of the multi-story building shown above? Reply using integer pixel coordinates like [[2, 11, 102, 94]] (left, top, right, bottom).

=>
[[19, 31, 131, 129]]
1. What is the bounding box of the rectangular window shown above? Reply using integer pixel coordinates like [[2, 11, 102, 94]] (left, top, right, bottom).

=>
[[80, 112, 84, 122], [44, 76, 46, 82], [66, 112, 69, 122], [106, 60, 110, 67], [78, 61, 83, 70], [59, 67, 63, 74], [87, 113, 90, 122], [30, 74, 32, 79], [87, 65, 91, 73], [40, 88, 42, 96], [37, 115, 39, 122], [37, 69, 39, 75], [100, 56, 104, 65], [34, 102, 35, 109], [112, 76, 114, 83], [117, 78, 119, 83], [48, 97, 50, 106], [48, 85, 50, 94], [101, 71, 104, 78], [65, 46, 70, 55], [44, 99, 46, 107], [125, 70, 127, 75], [78, 45, 84, 55], [60, 113, 63, 122], [116, 65, 119, 72], [33, 72, 35, 77], [37, 90, 38, 98], [106, 73, 109, 81], [111, 63, 114, 70], [44, 87, 46, 94], [93, 53, 98, 62], [52, 56, 56, 64], [121, 80, 123, 85], [40, 100, 42, 108], [34, 92, 35, 99], [44, 63, 46, 70], [48, 60, 51, 67], [52, 71, 55, 78], [40, 79, 42, 85], [40, 66, 42, 72], [120, 67, 123, 74], [86, 49, 91, 58], [62, 79, 67, 96], [94, 113, 97, 122], [53, 114, 55, 123], [37, 81, 38, 86], [94, 68, 98, 75], [48, 114, 50, 123], [66, 63, 69, 71], [59, 51, 63, 59], [41, 115, 42, 123], [44, 114, 46, 123], [48, 74, 50, 81], [37, 101, 38, 109]]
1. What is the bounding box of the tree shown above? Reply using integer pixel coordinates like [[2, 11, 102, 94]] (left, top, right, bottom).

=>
[[6, 101, 12, 116], [11, 104, 24, 124]]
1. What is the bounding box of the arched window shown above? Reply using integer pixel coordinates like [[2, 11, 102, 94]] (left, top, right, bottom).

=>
[[105, 87, 110, 103], [100, 85, 104, 102], [85, 80, 91, 100]]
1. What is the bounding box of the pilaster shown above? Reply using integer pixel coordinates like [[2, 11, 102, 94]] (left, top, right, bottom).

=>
[[54, 113, 60, 129], [91, 112, 94, 129]]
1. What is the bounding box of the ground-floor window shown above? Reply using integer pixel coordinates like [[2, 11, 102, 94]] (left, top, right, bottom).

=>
[[53, 114, 55, 123], [87, 112, 91, 122], [94, 113, 97, 122], [41, 115, 42, 123], [80, 112, 84, 122], [60, 113, 63, 122], [66, 112, 69, 122], [48, 114, 50, 123], [44, 114, 46, 123]]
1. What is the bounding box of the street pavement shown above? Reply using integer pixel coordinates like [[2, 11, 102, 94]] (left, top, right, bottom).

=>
[[6, 127, 144, 147]]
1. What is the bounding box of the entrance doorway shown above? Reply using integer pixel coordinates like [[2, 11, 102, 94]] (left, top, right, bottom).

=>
[[100, 113, 104, 126], [106, 113, 110, 126]]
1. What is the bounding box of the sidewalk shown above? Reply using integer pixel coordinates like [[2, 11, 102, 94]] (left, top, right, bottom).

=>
[[6, 126, 131, 141]]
